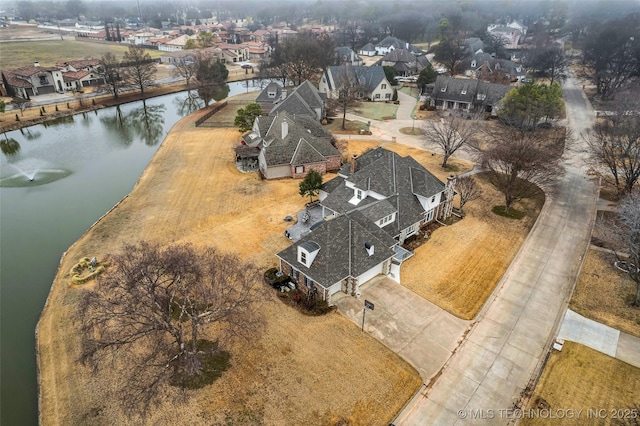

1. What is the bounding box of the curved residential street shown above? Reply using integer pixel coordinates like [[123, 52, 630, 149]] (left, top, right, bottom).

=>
[[337, 78, 600, 424], [390, 75, 599, 424]]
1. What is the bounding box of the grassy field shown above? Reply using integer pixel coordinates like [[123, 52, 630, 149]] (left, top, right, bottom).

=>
[[37, 114, 421, 425], [0, 39, 164, 69], [522, 341, 640, 426], [353, 101, 399, 120], [402, 172, 545, 320], [570, 248, 640, 337]]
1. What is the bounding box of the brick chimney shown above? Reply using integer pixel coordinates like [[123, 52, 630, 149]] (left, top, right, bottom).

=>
[[350, 154, 357, 174]]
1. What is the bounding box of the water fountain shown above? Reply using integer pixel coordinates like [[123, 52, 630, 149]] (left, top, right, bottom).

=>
[[1, 160, 71, 187]]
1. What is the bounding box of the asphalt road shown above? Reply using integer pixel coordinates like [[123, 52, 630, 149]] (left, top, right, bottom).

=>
[[394, 74, 599, 425]]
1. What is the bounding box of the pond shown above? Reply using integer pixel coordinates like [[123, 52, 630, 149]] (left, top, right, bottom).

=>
[[0, 80, 258, 425]]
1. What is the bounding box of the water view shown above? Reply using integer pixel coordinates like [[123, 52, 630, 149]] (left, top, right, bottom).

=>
[[0, 81, 254, 425]]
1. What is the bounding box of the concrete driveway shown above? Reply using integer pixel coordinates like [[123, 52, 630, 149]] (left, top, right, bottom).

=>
[[334, 277, 471, 381]]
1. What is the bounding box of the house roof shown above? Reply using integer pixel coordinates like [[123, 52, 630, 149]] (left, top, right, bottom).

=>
[[269, 80, 326, 120], [375, 36, 422, 54], [62, 70, 90, 81], [276, 211, 396, 288], [325, 65, 388, 93], [360, 42, 376, 52], [255, 82, 282, 104], [1, 71, 33, 88], [432, 75, 512, 106], [321, 148, 445, 238], [260, 112, 338, 167]]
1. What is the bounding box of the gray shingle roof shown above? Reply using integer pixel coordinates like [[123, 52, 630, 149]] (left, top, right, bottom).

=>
[[325, 65, 387, 93], [260, 112, 339, 167], [255, 82, 282, 104], [321, 147, 445, 239], [432, 76, 512, 106], [276, 211, 395, 288]]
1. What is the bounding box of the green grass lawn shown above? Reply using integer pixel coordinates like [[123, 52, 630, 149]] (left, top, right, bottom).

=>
[[352, 101, 399, 121], [1, 39, 164, 69]]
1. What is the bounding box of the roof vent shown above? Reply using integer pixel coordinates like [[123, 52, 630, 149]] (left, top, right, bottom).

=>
[[365, 242, 374, 256]]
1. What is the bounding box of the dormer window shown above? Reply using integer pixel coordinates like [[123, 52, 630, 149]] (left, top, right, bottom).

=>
[[298, 241, 320, 267], [356, 189, 363, 200]]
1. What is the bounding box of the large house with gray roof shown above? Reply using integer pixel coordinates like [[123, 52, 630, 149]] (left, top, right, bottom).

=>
[[276, 147, 455, 303], [255, 80, 326, 120], [319, 65, 394, 102], [243, 111, 341, 179], [430, 75, 512, 114]]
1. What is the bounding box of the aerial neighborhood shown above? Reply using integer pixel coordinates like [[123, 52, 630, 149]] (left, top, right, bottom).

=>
[[1, 0, 639, 425]]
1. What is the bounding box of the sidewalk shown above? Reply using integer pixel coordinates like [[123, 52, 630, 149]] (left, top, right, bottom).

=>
[[558, 309, 640, 368]]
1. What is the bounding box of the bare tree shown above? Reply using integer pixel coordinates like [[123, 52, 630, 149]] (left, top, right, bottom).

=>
[[423, 115, 476, 168], [14, 97, 31, 116], [80, 241, 263, 412], [456, 175, 482, 212], [433, 35, 470, 75], [478, 127, 565, 214], [582, 14, 640, 100], [100, 53, 123, 99], [172, 53, 198, 87], [328, 64, 365, 130], [121, 45, 157, 97], [601, 194, 640, 307], [524, 46, 567, 86], [193, 52, 229, 106], [585, 101, 640, 195]]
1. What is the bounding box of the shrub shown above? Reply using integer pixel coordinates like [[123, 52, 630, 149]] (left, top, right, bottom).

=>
[[264, 267, 290, 288]]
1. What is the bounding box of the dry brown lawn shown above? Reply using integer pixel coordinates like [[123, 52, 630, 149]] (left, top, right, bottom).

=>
[[37, 111, 421, 425], [402, 173, 544, 320], [570, 248, 640, 338], [522, 341, 640, 426]]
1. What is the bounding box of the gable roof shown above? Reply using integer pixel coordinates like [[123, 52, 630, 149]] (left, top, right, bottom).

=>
[[268, 80, 326, 120], [432, 75, 512, 106], [255, 82, 283, 104], [276, 211, 396, 288], [260, 112, 338, 167], [325, 65, 388, 93], [360, 42, 376, 52], [321, 147, 445, 239]]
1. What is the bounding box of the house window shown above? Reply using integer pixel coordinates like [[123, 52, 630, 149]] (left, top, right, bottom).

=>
[[385, 93, 390, 99], [300, 251, 307, 264], [381, 84, 387, 89], [431, 195, 436, 203], [425, 209, 434, 222], [292, 269, 299, 280], [375, 94, 380, 99], [379, 214, 393, 225], [356, 189, 363, 200], [304, 276, 312, 287], [295, 165, 304, 174], [406, 223, 418, 235]]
